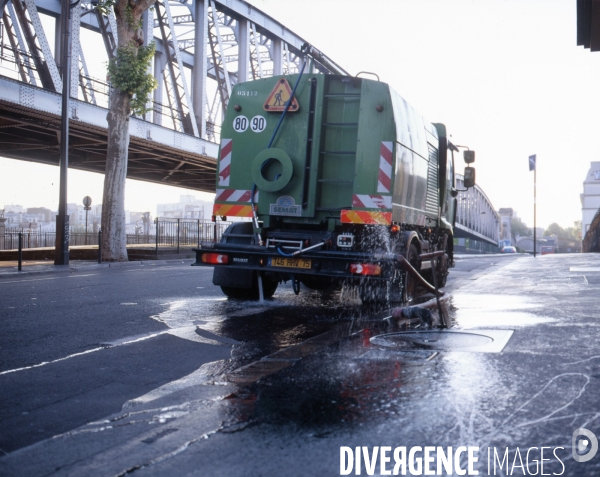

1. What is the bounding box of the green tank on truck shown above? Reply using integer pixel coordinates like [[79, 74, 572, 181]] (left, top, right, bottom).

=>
[[193, 73, 476, 302]]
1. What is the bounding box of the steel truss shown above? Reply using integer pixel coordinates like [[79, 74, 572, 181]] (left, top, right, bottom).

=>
[[0, 0, 347, 194], [0, 0, 346, 142], [456, 174, 500, 245]]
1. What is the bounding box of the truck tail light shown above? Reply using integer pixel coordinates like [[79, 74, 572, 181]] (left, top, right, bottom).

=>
[[201, 253, 229, 264], [350, 263, 381, 276]]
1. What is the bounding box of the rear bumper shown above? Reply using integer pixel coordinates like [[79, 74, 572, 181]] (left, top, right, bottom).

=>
[[192, 243, 399, 280]]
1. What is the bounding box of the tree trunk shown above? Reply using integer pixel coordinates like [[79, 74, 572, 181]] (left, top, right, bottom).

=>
[[101, 87, 131, 261], [100, 0, 155, 261]]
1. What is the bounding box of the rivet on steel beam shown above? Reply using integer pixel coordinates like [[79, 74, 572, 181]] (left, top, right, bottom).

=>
[[376, 104, 384, 112], [234, 104, 242, 111]]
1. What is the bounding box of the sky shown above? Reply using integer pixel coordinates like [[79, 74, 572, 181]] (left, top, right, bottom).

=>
[[2, 0, 599, 228]]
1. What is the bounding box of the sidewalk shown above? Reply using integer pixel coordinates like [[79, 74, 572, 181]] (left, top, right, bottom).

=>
[[0, 258, 195, 278]]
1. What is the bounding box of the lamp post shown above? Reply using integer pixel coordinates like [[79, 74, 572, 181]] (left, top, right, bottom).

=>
[[55, 0, 73, 265], [83, 196, 92, 245], [529, 155, 537, 257]]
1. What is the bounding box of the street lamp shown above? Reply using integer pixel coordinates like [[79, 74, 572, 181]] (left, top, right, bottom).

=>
[[83, 196, 92, 245]]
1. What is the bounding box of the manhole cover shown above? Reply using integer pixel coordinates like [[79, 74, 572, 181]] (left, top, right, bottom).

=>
[[371, 331, 493, 351]]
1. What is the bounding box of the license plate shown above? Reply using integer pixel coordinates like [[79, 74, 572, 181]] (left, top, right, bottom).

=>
[[269, 257, 312, 269]]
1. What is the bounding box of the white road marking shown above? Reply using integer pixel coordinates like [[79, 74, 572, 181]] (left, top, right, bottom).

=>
[[0, 277, 60, 284]]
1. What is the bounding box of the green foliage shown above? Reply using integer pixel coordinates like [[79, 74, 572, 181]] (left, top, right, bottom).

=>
[[124, 3, 142, 30], [95, 1, 140, 29], [544, 222, 582, 241], [95, 0, 115, 17], [108, 42, 158, 116], [510, 217, 530, 238]]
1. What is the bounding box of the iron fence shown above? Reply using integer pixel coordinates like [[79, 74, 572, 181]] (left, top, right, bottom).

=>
[[1, 219, 235, 251]]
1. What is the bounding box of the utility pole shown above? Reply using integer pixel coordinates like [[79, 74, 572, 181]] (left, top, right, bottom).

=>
[[55, 0, 72, 265], [529, 154, 537, 258]]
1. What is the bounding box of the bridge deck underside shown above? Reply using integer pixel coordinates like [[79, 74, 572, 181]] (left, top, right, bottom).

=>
[[0, 99, 218, 192]]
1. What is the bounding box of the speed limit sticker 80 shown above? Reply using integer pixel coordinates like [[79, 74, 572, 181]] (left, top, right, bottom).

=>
[[233, 115, 266, 133], [233, 115, 248, 132]]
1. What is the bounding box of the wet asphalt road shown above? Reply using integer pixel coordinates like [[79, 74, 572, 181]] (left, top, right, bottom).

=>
[[0, 255, 508, 455], [2, 253, 600, 476]]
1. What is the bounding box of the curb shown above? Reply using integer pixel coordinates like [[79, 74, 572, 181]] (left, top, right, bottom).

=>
[[0, 259, 195, 279]]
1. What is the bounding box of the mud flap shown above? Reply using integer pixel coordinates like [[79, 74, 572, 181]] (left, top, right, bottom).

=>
[[213, 267, 254, 289]]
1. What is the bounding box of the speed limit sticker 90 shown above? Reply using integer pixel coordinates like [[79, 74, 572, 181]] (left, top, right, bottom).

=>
[[233, 115, 248, 132], [250, 115, 266, 133]]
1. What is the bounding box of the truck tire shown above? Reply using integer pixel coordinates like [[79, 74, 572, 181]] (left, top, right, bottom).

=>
[[358, 279, 388, 304], [436, 252, 450, 288], [215, 222, 278, 299], [300, 275, 337, 291], [402, 243, 420, 303], [421, 236, 450, 289], [221, 273, 278, 300]]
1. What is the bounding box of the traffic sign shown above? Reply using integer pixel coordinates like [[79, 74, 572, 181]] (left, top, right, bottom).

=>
[[263, 78, 299, 112]]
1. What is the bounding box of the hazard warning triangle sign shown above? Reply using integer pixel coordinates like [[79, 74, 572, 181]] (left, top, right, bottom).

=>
[[263, 78, 299, 112]]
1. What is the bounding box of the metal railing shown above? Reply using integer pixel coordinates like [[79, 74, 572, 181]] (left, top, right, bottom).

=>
[[154, 218, 232, 252], [1, 218, 234, 251]]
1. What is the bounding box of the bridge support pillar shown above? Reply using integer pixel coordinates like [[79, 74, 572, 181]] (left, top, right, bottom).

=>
[[192, 0, 208, 139], [153, 52, 165, 127], [272, 38, 282, 76], [55, 0, 71, 266], [237, 18, 249, 83]]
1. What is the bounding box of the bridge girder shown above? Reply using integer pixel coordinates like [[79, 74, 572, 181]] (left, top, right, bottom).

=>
[[0, 0, 347, 195], [455, 174, 501, 246]]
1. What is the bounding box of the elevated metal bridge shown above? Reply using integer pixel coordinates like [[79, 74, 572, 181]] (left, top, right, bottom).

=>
[[0, 0, 344, 190], [454, 174, 501, 253], [0, 0, 500, 251]]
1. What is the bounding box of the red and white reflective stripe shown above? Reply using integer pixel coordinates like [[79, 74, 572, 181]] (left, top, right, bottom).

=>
[[218, 138, 232, 186], [377, 141, 393, 193], [215, 189, 258, 203], [352, 194, 392, 209]]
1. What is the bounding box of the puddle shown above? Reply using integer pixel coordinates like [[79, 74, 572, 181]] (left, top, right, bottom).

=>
[[450, 294, 555, 328]]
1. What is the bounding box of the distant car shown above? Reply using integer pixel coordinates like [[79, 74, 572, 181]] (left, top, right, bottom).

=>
[[541, 246, 554, 255], [500, 246, 517, 253]]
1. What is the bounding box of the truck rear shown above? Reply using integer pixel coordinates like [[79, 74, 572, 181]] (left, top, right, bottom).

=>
[[193, 72, 475, 302]]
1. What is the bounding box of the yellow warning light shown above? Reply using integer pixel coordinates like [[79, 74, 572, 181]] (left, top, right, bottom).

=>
[[263, 78, 299, 112]]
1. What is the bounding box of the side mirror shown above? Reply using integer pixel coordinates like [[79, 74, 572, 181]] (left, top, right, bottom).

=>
[[464, 167, 476, 188], [450, 188, 459, 198], [463, 150, 475, 164]]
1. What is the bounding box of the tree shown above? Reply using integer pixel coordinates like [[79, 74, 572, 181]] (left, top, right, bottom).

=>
[[99, 0, 157, 261], [545, 222, 582, 241], [510, 217, 530, 241], [544, 222, 566, 238], [572, 220, 582, 240]]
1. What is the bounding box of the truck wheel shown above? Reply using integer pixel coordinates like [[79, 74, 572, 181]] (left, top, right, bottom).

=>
[[358, 280, 388, 304], [402, 243, 420, 303], [300, 275, 337, 291], [221, 285, 255, 300], [221, 272, 278, 300], [436, 252, 449, 288]]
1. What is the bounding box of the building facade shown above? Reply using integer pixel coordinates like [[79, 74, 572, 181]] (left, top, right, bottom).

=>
[[156, 195, 213, 220], [581, 161, 600, 238]]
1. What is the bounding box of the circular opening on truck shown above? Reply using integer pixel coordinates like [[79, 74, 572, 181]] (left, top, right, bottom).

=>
[[251, 148, 294, 192]]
